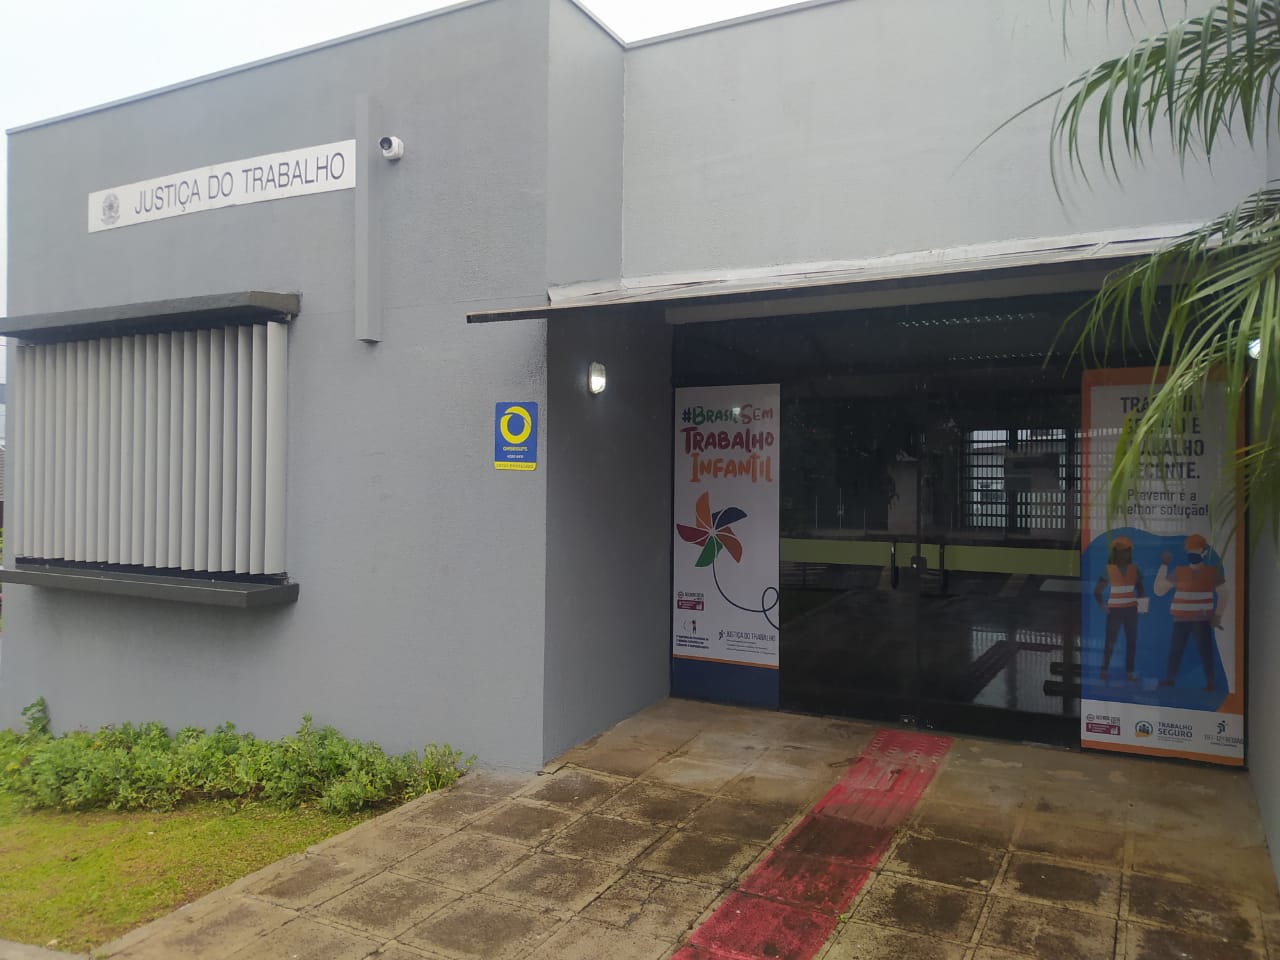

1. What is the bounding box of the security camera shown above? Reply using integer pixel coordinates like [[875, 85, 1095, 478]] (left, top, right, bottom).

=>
[[378, 136, 404, 160]]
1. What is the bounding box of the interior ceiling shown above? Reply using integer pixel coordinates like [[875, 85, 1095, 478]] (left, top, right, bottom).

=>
[[672, 291, 1157, 393]]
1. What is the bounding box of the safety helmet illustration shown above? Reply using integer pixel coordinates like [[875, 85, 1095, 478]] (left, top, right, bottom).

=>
[[1184, 533, 1208, 553]]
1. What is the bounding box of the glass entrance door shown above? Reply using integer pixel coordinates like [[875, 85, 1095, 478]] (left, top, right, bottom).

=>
[[778, 381, 1083, 743]]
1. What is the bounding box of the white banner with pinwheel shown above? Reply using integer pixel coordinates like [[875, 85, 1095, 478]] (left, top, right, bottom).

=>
[[672, 384, 781, 669]]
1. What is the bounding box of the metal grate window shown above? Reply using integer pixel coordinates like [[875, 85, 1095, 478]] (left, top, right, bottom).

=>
[[963, 428, 1080, 532], [9, 321, 289, 576]]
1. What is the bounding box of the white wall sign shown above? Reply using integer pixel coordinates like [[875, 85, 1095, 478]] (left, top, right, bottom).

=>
[[672, 384, 781, 669], [88, 139, 357, 233]]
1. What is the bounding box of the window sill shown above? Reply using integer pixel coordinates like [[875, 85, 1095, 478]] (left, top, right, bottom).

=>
[[0, 564, 299, 608]]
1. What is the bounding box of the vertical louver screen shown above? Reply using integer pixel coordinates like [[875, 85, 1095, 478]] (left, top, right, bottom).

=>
[[8, 322, 288, 576]]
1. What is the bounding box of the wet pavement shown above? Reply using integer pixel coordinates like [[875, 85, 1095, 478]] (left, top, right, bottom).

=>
[[69, 698, 1280, 960]]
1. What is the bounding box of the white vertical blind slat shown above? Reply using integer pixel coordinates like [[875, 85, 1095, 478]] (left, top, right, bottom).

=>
[[97, 340, 111, 557], [207, 329, 224, 571], [83, 340, 99, 561], [152, 334, 169, 568], [31, 348, 44, 558], [264, 321, 289, 575], [107, 338, 122, 563], [234, 325, 253, 574], [74, 342, 89, 561], [130, 336, 147, 566], [249, 324, 268, 575], [180, 331, 197, 570], [222, 328, 239, 573], [55, 343, 69, 559], [167, 334, 184, 569], [194, 330, 210, 572]]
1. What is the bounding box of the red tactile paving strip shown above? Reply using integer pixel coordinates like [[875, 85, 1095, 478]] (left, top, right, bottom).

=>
[[671, 730, 952, 960]]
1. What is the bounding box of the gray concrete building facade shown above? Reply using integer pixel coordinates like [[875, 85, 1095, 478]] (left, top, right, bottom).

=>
[[4, 0, 1279, 878]]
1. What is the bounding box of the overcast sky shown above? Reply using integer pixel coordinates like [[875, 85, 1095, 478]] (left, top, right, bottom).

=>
[[0, 0, 792, 377]]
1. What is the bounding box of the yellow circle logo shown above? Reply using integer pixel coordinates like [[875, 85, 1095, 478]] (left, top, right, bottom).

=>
[[499, 405, 533, 444]]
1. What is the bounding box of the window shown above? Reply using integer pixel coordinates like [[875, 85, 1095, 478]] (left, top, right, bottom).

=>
[[8, 316, 289, 580], [962, 428, 1080, 533]]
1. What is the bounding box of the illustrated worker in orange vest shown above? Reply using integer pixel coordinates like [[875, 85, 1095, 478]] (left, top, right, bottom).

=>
[[1154, 533, 1229, 691], [1093, 535, 1144, 682]]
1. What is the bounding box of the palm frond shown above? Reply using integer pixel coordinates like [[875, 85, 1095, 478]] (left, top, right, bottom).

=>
[[1049, 1, 1280, 191], [1072, 184, 1280, 545]]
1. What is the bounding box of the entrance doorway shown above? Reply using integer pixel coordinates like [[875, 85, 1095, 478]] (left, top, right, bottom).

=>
[[674, 292, 1095, 744], [777, 380, 1082, 743]]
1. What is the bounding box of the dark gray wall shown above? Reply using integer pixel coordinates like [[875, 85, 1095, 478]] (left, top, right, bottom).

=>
[[2, 0, 556, 768], [543, 306, 672, 761]]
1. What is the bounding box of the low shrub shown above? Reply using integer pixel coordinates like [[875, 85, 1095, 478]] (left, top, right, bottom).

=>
[[0, 701, 472, 814]]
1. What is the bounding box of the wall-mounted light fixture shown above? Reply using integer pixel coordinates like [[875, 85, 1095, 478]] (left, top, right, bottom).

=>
[[588, 361, 607, 395]]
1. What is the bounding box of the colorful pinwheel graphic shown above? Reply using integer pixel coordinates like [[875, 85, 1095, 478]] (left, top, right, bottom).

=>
[[676, 492, 748, 568]]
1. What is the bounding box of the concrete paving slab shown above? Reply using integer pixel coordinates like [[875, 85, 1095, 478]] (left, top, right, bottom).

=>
[[523, 918, 669, 960], [1124, 872, 1263, 948], [394, 788, 505, 828], [308, 870, 460, 940], [594, 780, 709, 825], [0, 944, 88, 960], [993, 852, 1121, 915], [446, 770, 535, 797], [567, 737, 675, 778], [1012, 814, 1125, 868], [824, 920, 968, 960], [544, 812, 671, 865], [98, 896, 296, 960], [309, 816, 451, 865], [851, 873, 985, 942], [244, 853, 383, 910], [390, 831, 528, 892], [1121, 920, 1265, 960], [923, 768, 1029, 814], [222, 916, 379, 960], [881, 834, 1005, 890], [1262, 912, 1280, 954], [683, 796, 798, 845], [398, 894, 561, 960], [642, 756, 749, 794], [741, 745, 852, 783], [367, 945, 439, 960], [970, 946, 1046, 960], [482, 852, 622, 912], [465, 798, 578, 845], [718, 772, 829, 808], [1130, 834, 1280, 909], [521, 768, 627, 812], [603, 714, 702, 752], [639, 829, 765, 887], [680, 731, 774, 767], [578, 872, 722, 940], [978, 896, 1117, 960], [909, 798, 1019, 849], [1025, 783, 1130, 830]]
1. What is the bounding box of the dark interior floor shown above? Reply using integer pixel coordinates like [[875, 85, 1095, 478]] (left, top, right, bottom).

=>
[[780, 564, 1081, 743]]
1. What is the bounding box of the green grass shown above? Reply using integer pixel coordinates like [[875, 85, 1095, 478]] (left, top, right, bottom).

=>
[[0, 789, 372, 952]]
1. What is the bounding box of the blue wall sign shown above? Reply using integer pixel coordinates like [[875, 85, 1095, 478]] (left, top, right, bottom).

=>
[[494, 402, 538, 471]]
